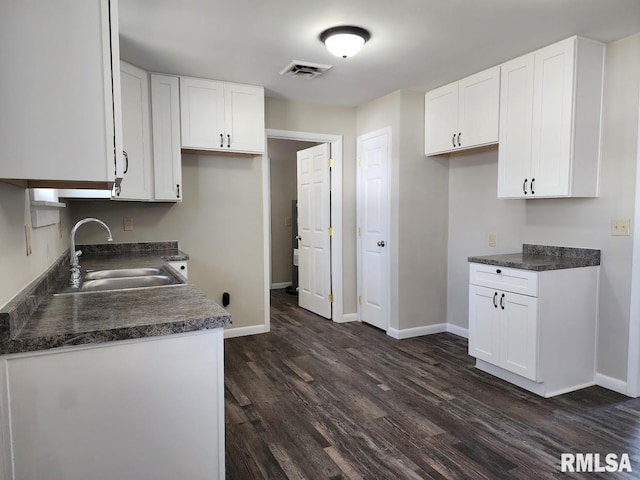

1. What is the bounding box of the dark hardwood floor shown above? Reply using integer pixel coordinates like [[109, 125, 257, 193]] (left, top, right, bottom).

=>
[[225, 290, 640, 479]]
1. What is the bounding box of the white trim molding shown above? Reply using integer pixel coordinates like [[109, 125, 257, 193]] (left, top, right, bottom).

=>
[[387, 323, 447, 339], [335, 313, 359, 323], [595, 373, 629, 396], [264, 129, 344, 325], [270, 282, 292, 290], [224, 325, 268, 339], [446, 323, 469, 339]]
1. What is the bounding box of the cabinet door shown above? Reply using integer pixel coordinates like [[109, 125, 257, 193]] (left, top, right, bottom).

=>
[[458, 66, 500, 150], [180, 77, 225, 150], [151, 74, 182, 201], [0, 0, 122, 185], [497, 53, 535, 198], [469, 285, 500, 364], [424, 82, 459, 155], [499, 292, 539, 381], [116, 61, 152, 200], [224, 84, 265, 153], [530, 38, 575, 197]]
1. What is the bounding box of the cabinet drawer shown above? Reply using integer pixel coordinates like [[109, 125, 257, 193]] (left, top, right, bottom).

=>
[[469, 263, 538, 297]]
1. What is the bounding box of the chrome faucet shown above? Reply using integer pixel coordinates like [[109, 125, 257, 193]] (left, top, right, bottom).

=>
[[69, 218, 113, 288]]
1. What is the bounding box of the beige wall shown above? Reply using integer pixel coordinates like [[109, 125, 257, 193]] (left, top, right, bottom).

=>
[[268, 138, 318, 285], [0, 183, 70, 309], [356, 90, 449, 331], [266, 97, 358, 313], [70, 153, 265, 330], [446, 32, 640, 382]]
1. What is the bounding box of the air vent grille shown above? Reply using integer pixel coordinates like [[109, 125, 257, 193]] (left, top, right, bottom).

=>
[[279, 60, 332, 79]]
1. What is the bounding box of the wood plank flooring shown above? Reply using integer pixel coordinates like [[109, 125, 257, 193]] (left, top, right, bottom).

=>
[[225, 290, 640, 479]]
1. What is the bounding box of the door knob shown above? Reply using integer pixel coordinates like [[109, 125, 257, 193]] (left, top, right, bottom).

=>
[[377, 240, 386, 247]]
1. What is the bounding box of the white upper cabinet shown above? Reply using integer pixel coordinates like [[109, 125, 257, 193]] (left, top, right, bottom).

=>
[[116, 61, 153, 201], [151, 74, 183, 201], [0, 0, 124, 187], [497, 36, 604, 199], [425, 66, 500, 156], [180, 77, 265, 154]]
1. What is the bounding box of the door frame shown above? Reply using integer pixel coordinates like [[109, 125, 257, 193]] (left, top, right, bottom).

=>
[[262, 129, 344, 329], [628, 89, 640, 398], [356, 126, 392, 333]]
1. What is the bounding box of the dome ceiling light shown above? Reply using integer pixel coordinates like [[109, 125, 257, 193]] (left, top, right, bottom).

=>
[[319, 26, 371, 59]]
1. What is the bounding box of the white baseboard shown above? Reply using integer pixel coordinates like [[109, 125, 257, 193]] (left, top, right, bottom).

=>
[[224, 324, 268, 339], [335, 313, 359, 323], [595, 373, 629, 396], [270, 282, 292, 290], [387, 323, 447, 339], [446, 323, 469, 338]]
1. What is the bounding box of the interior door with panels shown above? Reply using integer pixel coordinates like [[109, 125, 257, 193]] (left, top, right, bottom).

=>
[[357, 128, 390, 331], [297, 143, 332, 319]]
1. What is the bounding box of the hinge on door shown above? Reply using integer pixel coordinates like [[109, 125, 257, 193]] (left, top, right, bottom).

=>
[[328, 227, 333, 236], [328, 158, 334, 168], [358, 157, 363, 167], [358, 295, 362, 305], [358, 227, 362, 237], [328, 294, 334, 303]]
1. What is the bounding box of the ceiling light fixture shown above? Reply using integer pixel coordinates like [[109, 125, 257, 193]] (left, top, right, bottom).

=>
[[319, 26, 370, 59]]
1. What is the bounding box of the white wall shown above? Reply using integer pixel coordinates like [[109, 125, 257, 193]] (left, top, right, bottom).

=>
[[70, 153, 265, 331], [446, 32, 640, 382], [266, 98, 358, 313], [0, 183, 70, 309], [357, 90, 449, 331]]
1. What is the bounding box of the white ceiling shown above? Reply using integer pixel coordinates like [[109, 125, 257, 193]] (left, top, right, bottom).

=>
[[119, 0, 640, 107]]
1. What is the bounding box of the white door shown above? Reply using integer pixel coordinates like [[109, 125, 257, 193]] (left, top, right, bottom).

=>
[[357, 128, 390, 330], [117, 61, 152, 201], [530, 38, 575, 197], [151, 74, 182, 201], [297, 144, 332, 319], [497, 53, 535, 198], [224, 83, 265, 153], [499, 292, 539, 381], [468, 285, 500, 364], [424, 82, 458, 155], [179, 77, 225, 150], [458, 66, 500, 149]]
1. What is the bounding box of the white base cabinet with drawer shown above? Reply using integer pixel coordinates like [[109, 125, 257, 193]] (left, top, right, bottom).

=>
[[468, 263, 599, 397]]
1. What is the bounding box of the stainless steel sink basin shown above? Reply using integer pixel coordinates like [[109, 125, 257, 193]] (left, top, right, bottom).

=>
[[84, 267, 164, 280], [54, 265, 185, 295], [80, 275, 174, 292]]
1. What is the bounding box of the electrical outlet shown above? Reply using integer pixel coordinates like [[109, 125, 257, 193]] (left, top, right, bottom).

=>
[[284, 216, 292, 227], [488, 233, 497, 247], [123, 217, 134, 231], [611, 219, 630, 236]]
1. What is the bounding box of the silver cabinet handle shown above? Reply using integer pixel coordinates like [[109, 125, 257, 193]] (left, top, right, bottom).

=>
[[377, 240, 386, 247]]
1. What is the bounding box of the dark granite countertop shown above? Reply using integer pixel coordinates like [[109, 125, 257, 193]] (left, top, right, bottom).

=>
[[0, 242, 232, 355], [468, 244, 601, 271]]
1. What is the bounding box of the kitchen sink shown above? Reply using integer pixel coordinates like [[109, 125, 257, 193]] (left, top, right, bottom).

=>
[[80, 275, 175, 292], [55, 266, 185, 295], [84, 267, 164, 280]]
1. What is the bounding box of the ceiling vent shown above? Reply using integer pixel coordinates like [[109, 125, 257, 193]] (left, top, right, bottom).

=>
[[279, 60, 332, 79]]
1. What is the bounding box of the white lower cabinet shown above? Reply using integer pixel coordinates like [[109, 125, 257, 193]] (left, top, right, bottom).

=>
[[0, 331, 224, 480], [468, 263, 599, 397]]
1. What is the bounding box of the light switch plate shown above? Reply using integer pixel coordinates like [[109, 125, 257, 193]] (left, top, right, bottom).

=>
[[488, 233, 497, 247], [284, 216, 292, 227], [611, 219, 630, 236], [123, 217, 134, 231]]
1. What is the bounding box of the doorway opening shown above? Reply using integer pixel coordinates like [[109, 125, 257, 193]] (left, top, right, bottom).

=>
[[262, 129, 345, 332]]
